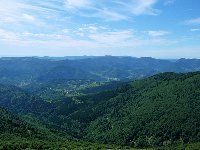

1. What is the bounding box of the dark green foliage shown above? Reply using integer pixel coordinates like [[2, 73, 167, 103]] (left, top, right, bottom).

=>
[[84, 72, 200, 147], [0, 106, 120, 149], [0, 107, 59, 141], [80, 81, 126, 94], [0, 84, 53, 116], [1, 69, 200, 149], [0, 136, 119, 150]]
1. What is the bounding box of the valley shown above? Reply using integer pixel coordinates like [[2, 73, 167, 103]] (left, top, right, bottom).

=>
[[0, 57, 200, 149]]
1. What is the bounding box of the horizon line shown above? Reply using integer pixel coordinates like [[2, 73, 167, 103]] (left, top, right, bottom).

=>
[[0, 55, 199, 60]]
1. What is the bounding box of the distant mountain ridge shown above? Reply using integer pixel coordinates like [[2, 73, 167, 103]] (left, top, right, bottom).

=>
[[0, 56, 200, 87]]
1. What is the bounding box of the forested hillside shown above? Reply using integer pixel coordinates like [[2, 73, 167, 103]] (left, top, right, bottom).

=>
[[0, 106, 60, 149], [0, 107, 50, 139], [0, 84, 52, 115], [84, 72, 200, 147], [1, 71, 200, 149], [0, 106, 120, 149]]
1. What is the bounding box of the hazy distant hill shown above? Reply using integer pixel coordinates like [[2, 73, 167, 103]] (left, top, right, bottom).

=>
[[1, 56, 200, 87]]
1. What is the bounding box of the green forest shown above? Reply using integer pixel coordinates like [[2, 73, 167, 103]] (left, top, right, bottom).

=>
[[1, 70, 200, 149]]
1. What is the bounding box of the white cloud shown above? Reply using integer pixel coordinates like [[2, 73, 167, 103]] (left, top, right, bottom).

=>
[[0, 0, 25, 23], [185, 18, 200, 25], [0, 1, 46, 28], [96, 9, 129, 21], [130, 0, 160, 16], [63, 0, 160, 21], [65, 0, 91, 9], [23, 14, 36, 22], [76, 33, 85, 37], [0, 0, 162, 30], [62, 29, 69, 33], [21, 32, 71, 41], [0, 0, 67, 28], [0, 28, 72, 45], [190, 28, 200, 32], [88, 31, 133, 45], [0, 27, 175, 51], [147, 30, 170, 37], [76, 24, 106, 34], [164, 0, 176, 6], [0, 29, 20, 42], [74, 24, 107, 36]]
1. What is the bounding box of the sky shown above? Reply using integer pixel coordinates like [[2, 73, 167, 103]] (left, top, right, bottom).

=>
[[0, 0, 200, 58]]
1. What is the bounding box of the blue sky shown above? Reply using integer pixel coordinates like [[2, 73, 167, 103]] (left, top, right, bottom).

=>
[[0, 0, 200, 58]]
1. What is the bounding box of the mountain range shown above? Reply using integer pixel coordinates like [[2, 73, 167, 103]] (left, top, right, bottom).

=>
[[1, 56, 200, 86]]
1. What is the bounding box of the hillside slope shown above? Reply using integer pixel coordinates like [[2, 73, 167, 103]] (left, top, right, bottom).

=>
[[1, 71, 200, 149], [0, 84, 53, 116], [0, 107, 119, 150], [0, 106, 57, 140], [67, 72, 200, 148]]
